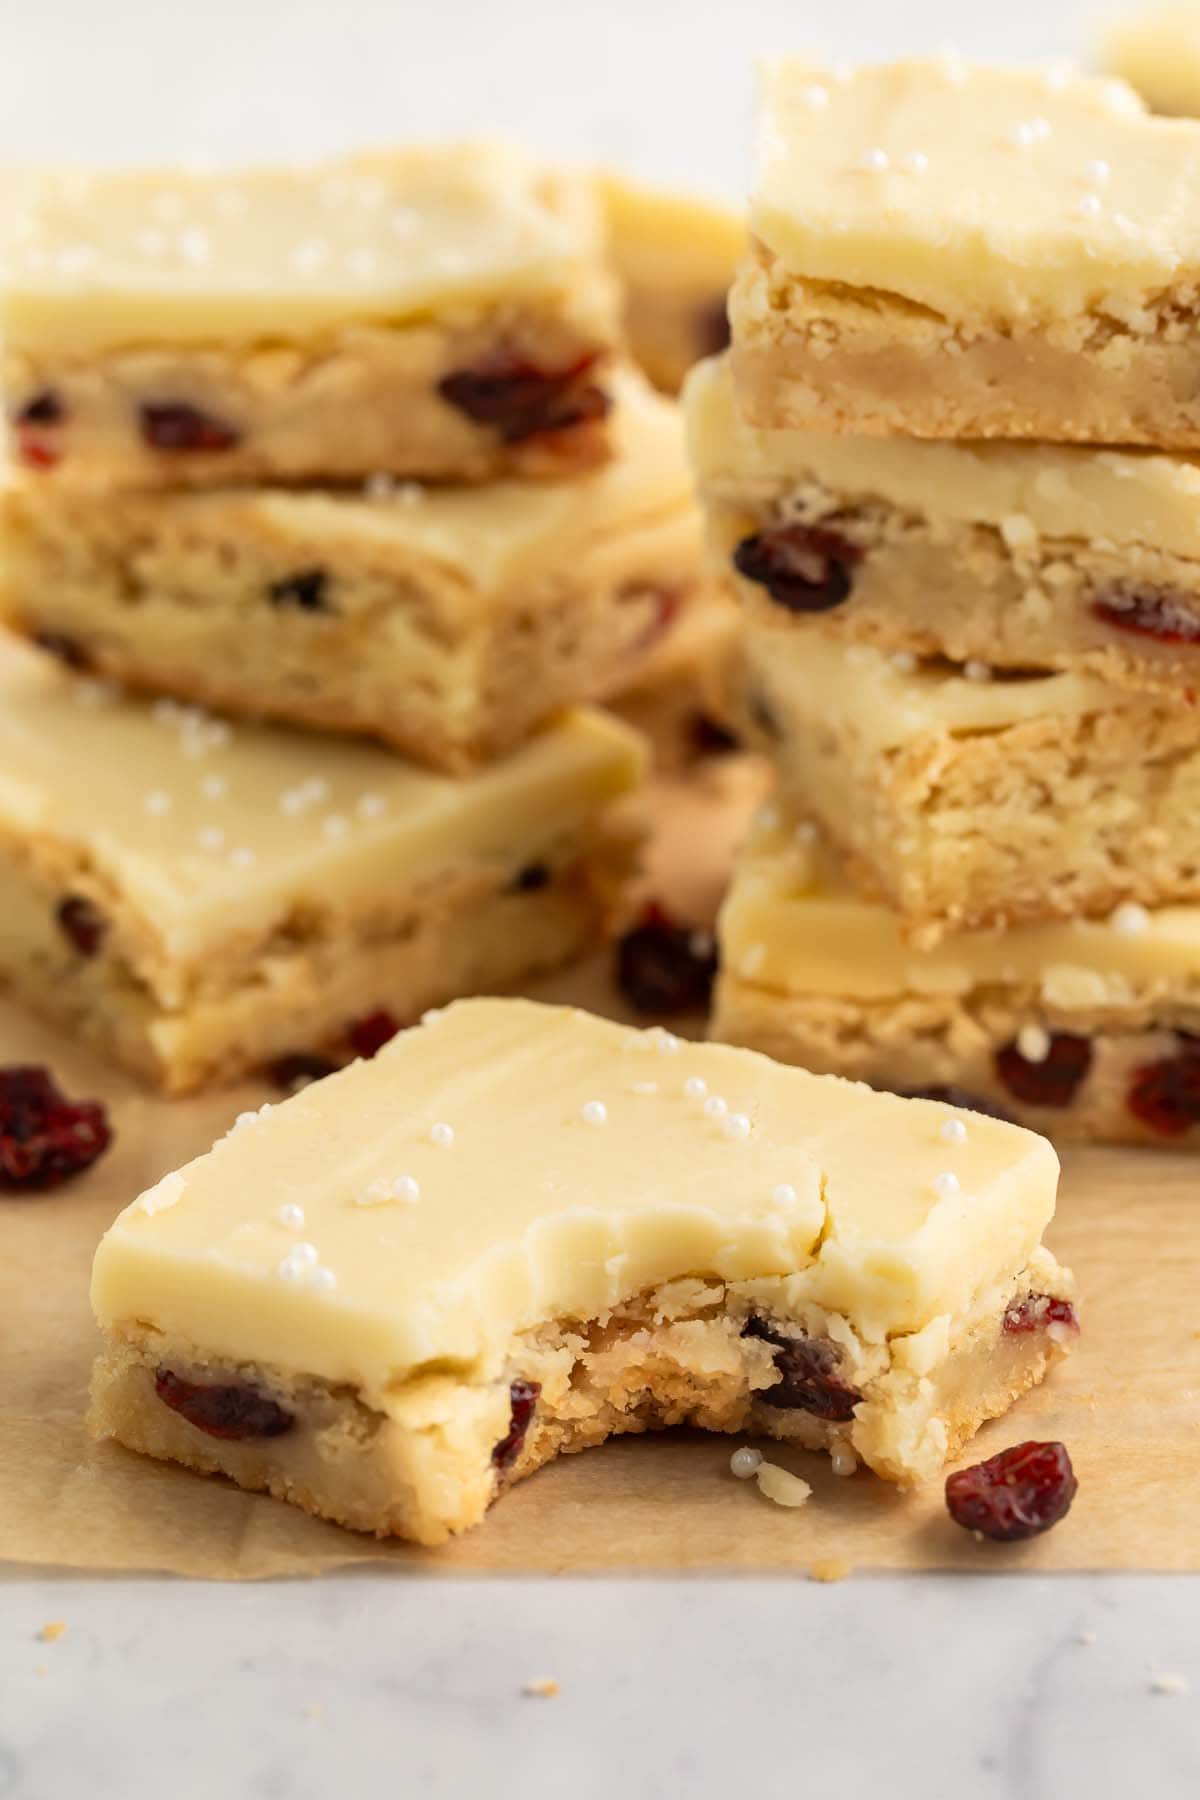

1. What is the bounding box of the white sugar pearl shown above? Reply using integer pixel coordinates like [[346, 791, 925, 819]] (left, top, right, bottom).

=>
[[1109, 901, 1151, 936], [724, 1113, 752, 1141], [201, 773, 228, 800], [772, 1183, 798, 1206], [196, 825, 225, 852], [964, 660, 993, 682], [277, 1203, 305, 1230], [322, 814, 350, 840], [938, 1118, 968, 1146], [730, 1446, 763, 1479], [800, 84, 829, 110], [857, 147, 889, 172], [430, 1121, 455, 1147], [703, 1095, 728, 1120], [393, 1175, 421, 1203], [1017, 1023, 1052, 1064], [357, 792, 387, 819], [228, 847, 256, 870], [1086, 158, 1111, 184], [903, 150, 930, 174], [1076, 193, 1103, 219], [932, 1171, 961, 1199], [143, 789, 172, 816], [311, 1266, 337, 1291], [581, 1100, 608, 1126], [291, 1242, 319, 1269], [830, 1441, 858, 1478], [654, 1030, 681, 1055], [1010, 117, 1051, 147], [684, 1076, 708, 1100]]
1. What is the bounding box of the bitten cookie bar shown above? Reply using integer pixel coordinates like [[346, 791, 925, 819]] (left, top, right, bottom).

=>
[[688, 352, 1200, 694], [714, 811, 1200, 1145], [735, 630, 1200, 942], [1101, 6, 1200, 116], [3, 144, 619, 488], [89, 997, 1073, 1545], [598, 173, 743, 393], [732, 57, 1200, 447], [3, 374, 701, 771], [0, 641, 644, 1094]]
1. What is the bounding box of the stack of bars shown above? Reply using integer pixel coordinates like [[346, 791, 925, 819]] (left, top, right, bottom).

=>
[[0, 145, 731, 1094], [690, 55, 1200, 1146]]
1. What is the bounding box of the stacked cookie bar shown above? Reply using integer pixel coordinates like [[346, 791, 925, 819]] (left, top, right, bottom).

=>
[[0, 144, 736, 1090], [691, 56, 1200, 1144]]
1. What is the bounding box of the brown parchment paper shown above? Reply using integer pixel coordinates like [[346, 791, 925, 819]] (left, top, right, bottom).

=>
[[2, 761, 1198, 1577]]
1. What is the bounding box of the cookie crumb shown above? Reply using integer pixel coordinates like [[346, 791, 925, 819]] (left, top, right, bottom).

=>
[[755, 1461, 812, 1509], [523, 1676, 560, 1699], [1077, 1630, 1097, 1646], [1150, 1673, 1190, 1697], [808, 1557, 851, 1583], [303, 1702, 324, 1720], [37, 1621, 67, 1643]]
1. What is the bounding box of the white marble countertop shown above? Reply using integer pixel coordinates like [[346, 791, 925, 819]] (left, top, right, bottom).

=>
[[2, 0, 1198, 1791]]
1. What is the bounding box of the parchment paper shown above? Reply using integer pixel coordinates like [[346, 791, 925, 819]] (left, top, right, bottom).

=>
[[2, 761, 1197, 1577]]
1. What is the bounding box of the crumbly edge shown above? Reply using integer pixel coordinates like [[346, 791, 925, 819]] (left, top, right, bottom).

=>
[[713, 970, 1200, 1145], [90, 1263, 1073, 1545]]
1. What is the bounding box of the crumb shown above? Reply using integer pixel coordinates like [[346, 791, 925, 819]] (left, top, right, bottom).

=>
[[808, 1557, 851, 1583], [35, 1665, 47, 1678], [1077, 1630, 1097, 1646], [523, 1676, 560, 1699], [1150, 1673, 1190, 1697], [37, 1622, 66, 1643], [303, 1702, 324, 1720], [755, 1461, 813, 1509]]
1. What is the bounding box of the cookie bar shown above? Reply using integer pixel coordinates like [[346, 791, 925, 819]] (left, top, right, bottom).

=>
[[687, 352, 1200, 694], [0, 640, 645, 1094], [3, 144, 619, 488], [714, 811, 1200, 1145], [89, 996, 1073, 1545], [598, 173, 742, 393], [732, 57, 1200, 447], [2, 374, 701, 771], [734, 629, 1200, 942], [1101, 6, 1200, 115]]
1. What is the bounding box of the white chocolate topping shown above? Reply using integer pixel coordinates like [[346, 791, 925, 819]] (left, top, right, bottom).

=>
[[1101, 6, 1200, 118], [686, 352, 1200, 561], [752, 56, 1200, 322], [597, 170, 744, 290], [3, 144, 605, 354], [91, 999, 1059, 1396], [0, 639, 645, 965]]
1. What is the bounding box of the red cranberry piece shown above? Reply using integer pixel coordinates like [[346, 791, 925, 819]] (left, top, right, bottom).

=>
[[1002, 1293, 1079, 1336], [492, 1378, 540, 1469], [438, 350, 610, 443], [268, 1052, 339, 1094], [139, 402, 240, 453], [696, 297, 731, 357], [615, 905, 717, 1016], [268, 569, 330, 613], [55, 895, 108, 958], [347, 1010, 400, 1059], [33, 631, 91, 670], [994, 1034, 1093, 1108], [945, 1440, 1077, 1542], [0, 1066, 111, 1192], [154, 1369, 294, 1441], [1126, 1047, 1200, 1136], [13, 390, 66, 470], [1092, 587, 1200, 646], [742, 1317, 863, 1422], [897, 1084, 1015, 1123], [16, 390, 65, 427], [16, 437, 62, 470], [732, 525, 861, 613]]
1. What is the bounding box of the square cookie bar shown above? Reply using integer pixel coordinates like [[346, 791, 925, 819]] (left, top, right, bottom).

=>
[[734, 629, 1200, 943], [90, 997, 1073, 1544], [4, 144, 619, 488], [0, 640, 645, 1094], [714, 811, 1200, 1145], [3, 374, 701, 771], [598, 172, 743, 393], [732, 57, 1200, 447], [688, 352, 1200, 694]]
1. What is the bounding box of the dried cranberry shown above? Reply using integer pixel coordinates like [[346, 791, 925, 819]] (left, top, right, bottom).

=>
[[347, 1010, 400, 1059], [742, 1317, 863, 1422], [994, 1034, 1093, 1108], [154, 1369, 294, 1441], [55, 896, 108, 957], [732, 525, 861, 613], [1126, 1047, 1200, 1135], [1093, 588, 1200, 646], [15, 438, 61, 470], [492, 1378, 540, 1470], [16, 390, 64, 427], [615, 906, 717, 1016], [438, 350, 610, 443], [690, 713, 740, 756], [139, 402, 240, 453], [1002, 1293, 1079, 1336], [33, 631, 90, 670], [268, 1052, 338, 1094], [945, 1440, 1077, 1542], [897, 1084, 1015, 1123], [510, 862, 551, 892], [696, 297, 731, 357], [0, 1066, 111, 1192], [268, 569, 330, 613]]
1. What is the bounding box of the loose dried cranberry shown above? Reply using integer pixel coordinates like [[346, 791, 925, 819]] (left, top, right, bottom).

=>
[[268, 1052, 339, 1094], [696, 297, 731, 357], [154, 1369, 294, 1441], [491, 1377, 540, 1470], [33, 631, 90, 670], [994, 1034, 1093, 1108], [742, 1317, 863, 1422], [0, 1067, 111, 1192], [1126, 1047, 1200, 1135], [945, 1440, 1077, 1542], [690, 713, 740, 756], [732, 525, 861, 613], [510, 862, 551, 892], [347, 1010, 400, 1059], [1093, 588, 1200, 646], [55, 895, 108, 958], [438, 350, 611, 443], [615, 905, 717, 1016], [139, 402, 240, 453], [16, 390, 65, 427], [1002, 1293, 1080, 1336], [268, 569, 330, 613], [897, 1085, 1015, 1124]]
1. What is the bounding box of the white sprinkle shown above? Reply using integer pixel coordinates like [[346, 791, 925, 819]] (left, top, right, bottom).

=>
[[723, 1112, 752, 1141], [322, 814, 350, 840], [138, 1172, 186, 1216], [963, 660, 993, 682], [939, 1117, 968, 1145], [1076, 193, 1103, 220], [234, 1110, 259, 1131], [291, 238, 329, 275], [363, 470, 395, 500], [830, 1441, 858, 1478], [857, 147, 889, 172], [654, 1030, 681, 1055], [800, 83, 829, 110], [143, 789, 172, 816], [793, 819, 819, 846], [1017, 1022, 1052, 1064], [421, 1008, 444, 1026], [1086, 158, 1112, 185], [630, 1080, 659, 1096], [312, 1266, 337, 1292], [228, 847, 256, 870], [177, 226, 210, 265], [1150, 1673, 1190, 1696], [1009, 117, 1051, 148], [430, 1121, 455, 1148], [277, 1203, 305, 1229], [730, 1446, 763, 1479], [358, 1173, 420, 1206], [357, 792, 387, 819], [581, 1100, 608, 1126], [196, 825, 226, 852], [683, 1076, 708, 1100], [278, 1241, 319, 1280], [200, 773, 228, 801], [903, 150, 930, 174], [772, 1182, 798, 1207], [703, 1095, 728, 1120], [1109, 901, 1151, 936], [689, 928, 715, 961], [889, 650, 918, 673], [932, 1170, 961, 1199]]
